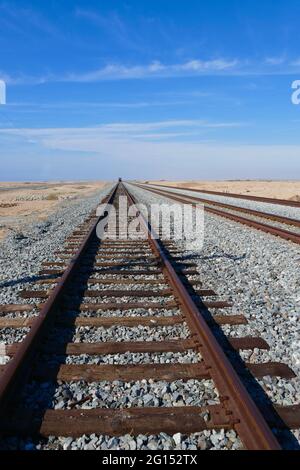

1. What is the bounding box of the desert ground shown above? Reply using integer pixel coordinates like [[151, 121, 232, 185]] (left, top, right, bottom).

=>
[[144, 180, 300, 201], [1, 179, 300, 241], [0, 181, 108, 240]]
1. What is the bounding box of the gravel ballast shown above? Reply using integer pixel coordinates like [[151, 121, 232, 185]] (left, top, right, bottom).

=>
[[0, 429, 242, 450], [145, 184, 300, 221], [21, 378, 218, 410], [0, 181, 299, 450], [127, 183, 300, 447], [127, 183, 300, 372], [44, 324, 190, 344]]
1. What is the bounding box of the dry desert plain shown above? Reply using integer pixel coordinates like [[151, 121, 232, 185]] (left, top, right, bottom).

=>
[[1, 180, 300, 241], [0, 181, 107, 240], [145, 180, 300, 200]]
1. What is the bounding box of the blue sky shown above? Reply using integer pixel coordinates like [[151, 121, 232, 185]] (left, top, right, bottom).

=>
[[0, 0, 300, 180]]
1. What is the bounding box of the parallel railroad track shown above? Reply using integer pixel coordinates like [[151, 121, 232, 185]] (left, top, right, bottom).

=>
[[0, 182, 299, 450], [145, 182, 300, 208], [134, 183, 300, 245]]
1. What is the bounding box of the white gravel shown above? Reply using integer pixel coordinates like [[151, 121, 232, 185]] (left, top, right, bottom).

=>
[[0, 429, 243, 450], [61, 350, 202, 365], [0, 182, 298, 450], [65, 307, 181, 318], [21, 378, 218, 410], [127, 183, 300, 372], [43, 324, 190, 344], [145, 184, 300, 221], [0, 327, 30, 343], [127, 182, 300, 447]]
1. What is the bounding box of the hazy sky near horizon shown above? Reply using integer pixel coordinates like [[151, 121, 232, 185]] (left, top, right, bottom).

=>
[[0, 0, 300, 180]]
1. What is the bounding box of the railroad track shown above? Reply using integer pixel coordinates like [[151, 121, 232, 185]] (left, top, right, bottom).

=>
[[133, 183, 300, 245], [0, 182, 299, 450], [146, 182, 300, 208]]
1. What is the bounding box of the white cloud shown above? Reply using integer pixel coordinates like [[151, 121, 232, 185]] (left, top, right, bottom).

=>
[[5, 55, 300, 85], [290, 58, 300, 67], [0, 120, 246, 149], [0, 58, 239, 85], [6, 99, 197, 109], [0, 79, 6, 104], [63, 58, 238, 82], [1, 123, 299, 179], [181, 59, 238, 71], [265, 56, 286, 66], [99, 120, 245, 133]]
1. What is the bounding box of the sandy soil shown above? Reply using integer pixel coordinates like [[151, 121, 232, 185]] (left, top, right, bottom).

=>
[[143, 180, 300, 201], [0, 181, 108, 240]]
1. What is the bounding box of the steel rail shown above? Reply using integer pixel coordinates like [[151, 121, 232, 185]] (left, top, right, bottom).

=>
[[0, 182, 282, 449], [145, 182, 300, 208], [0, 184, 118, 413], [136, 184, 300, 228], [133, 183, 300, 245], [122, 182, 281, 450]]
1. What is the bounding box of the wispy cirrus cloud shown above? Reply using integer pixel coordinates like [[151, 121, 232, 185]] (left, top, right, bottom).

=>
[[264, 56, 286, 66], [62, 58, 239, 82], [5, 99, 196, 109], [0, 58, 239, 85], [290, 58, 300, 66], [1, 122, 299, 181], [3, 55, 300, 86], [0, 119, 246, 144], [97, 119, 245, 133]]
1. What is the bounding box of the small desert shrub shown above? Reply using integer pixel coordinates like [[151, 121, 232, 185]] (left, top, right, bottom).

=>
[[46, 193, 59, 201], [0, 202, 18, 208], [290, 194, 300, 202]]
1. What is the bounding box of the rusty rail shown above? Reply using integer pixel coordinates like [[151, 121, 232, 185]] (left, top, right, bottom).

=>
[[145, 182, 300, 208], [134, 183, 300, 245], [0, 182, 286, 449], [120, 183, 281, 450]]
